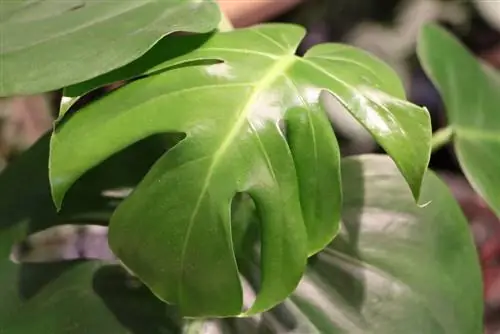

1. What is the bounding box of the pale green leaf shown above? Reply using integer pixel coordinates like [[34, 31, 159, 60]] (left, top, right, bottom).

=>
[[418, 24, 500, 217]]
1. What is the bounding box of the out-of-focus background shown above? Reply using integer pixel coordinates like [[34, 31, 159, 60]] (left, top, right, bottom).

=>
[[2, 0, 500, 331]]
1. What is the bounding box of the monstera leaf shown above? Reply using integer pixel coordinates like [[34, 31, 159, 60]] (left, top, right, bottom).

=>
[[0, 0, 220, 96], [0, 154, 480, 333], [418, 24, 500, 217], [49, 24, 432, 317]]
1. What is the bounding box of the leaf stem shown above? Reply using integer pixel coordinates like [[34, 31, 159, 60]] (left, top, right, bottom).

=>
[[431, 126, 453, 153]]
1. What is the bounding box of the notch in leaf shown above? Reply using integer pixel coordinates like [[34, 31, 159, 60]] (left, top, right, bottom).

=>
[[49, 24, 431, 317]]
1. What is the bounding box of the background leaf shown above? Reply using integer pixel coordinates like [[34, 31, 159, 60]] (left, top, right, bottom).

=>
[[0, 132, 185, 333], [238, 154, 482, 333], [417, 24, 500, 217], [0, 154, 481, 333], [0, 0, 220, 96], [319, 154, 482, 333], [62, 31, 219, 98], [49, 24, 431, 317]]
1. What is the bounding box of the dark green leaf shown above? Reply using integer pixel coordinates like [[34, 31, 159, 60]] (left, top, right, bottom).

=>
[[418, 24, 500, 217], [0, 132, 187, 333], [50, 24, 431, 317], [0, 0, 220, 96], [300, 154, 482, 333]]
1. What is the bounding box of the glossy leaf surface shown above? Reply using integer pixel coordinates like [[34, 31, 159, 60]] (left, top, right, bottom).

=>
[[1, 154, 480, 333], [418, 24, 500, 217], [0, 0, 220, 96], [50, 24, 431, 317]]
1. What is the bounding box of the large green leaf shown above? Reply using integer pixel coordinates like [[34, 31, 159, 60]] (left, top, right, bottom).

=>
[[0, 0, 220, 97], [417, 24, 500, 217], [1, 154, 480, 333], [49, 24, 432, 317], [308, 154, 482, 333]]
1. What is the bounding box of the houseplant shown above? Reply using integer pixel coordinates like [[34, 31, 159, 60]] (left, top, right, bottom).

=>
[[0, 0, 484, 332]]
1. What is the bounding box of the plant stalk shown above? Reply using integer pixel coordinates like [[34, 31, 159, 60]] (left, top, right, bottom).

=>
[[431, 126, 453, 153]]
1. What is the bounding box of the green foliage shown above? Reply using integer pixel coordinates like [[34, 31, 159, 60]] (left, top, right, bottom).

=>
[[0, 0, 220, 96], [0, 150, 481, 333], [49, 24, 431, 317], [0, 134, 177, 332], [0, 0, 482, 330], [418, 24, 500, 217]]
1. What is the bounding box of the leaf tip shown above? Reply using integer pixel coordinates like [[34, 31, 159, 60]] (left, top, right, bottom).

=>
[[49, 180, 64, 213], [419, 22, 447, 44], [48, 135, 66, 213]]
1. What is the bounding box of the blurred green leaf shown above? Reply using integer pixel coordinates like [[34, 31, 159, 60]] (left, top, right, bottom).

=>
[[0, 155, 480, 333], [50, 24, 431, 317], [0, 0, 220, 97], [0, 132, 191, 333], [418, 23, 500, 217], [310, 154, 482, 333]]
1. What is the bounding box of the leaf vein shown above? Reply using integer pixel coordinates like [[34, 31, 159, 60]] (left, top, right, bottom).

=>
[[320, 247, 447, 332], [250, 29, 288, 53], [178, 56, 297, 305], [306, 55, 379, 79], [199, 48, 277, 59]]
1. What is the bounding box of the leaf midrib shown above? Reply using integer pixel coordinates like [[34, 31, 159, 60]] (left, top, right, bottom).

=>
[[178, 54, 297, 306], [455, 126, 500, 143], [320, 247, 447, 332]]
